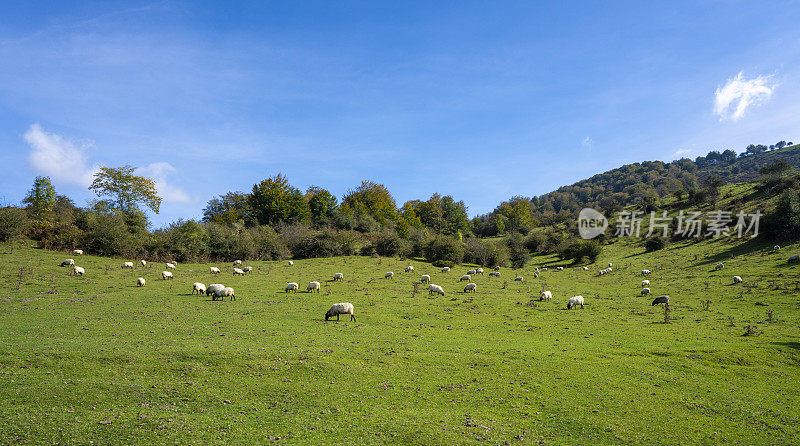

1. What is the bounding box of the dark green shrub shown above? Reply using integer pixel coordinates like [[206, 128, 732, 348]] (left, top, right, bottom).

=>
[[424, 236, 465, 264], [0, 207, 28, 242], [432, 260, 455, 268], [558, 239, 603, 263], [506, 232, 528, 269], [644, 236, 668, 252]]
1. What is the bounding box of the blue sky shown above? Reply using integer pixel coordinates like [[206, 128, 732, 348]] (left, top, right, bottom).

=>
[[1, 1, 799, 227]]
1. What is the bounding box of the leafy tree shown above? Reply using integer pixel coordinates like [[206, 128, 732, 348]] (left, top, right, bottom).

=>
[[397, 201, 423, 238], [203, 192, 250, 225], [22, 176, 56, 220], [89, 166, 162, 214], [248, 174, 310, 226], [762, 189, 800, 240], [0, 207, 28, 243], [341, 180, 398, 225], [776, 141, 787, 150], [759, 160, 791, 177], [413, 194, 471, 235], [644, 236, 668, 252], [305, 186, 338, 227]]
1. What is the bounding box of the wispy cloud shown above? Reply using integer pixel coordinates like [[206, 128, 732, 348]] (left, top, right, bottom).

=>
[[582, 136, 593, 148], [25, 123, 98, 186], [714, 72, 776, 121], [135, 162, 194, 204], [672, 148, 692, 158]]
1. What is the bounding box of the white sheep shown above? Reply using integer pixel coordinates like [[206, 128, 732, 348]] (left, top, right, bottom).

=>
[[213, 286, 235, 301], [233, 260, 243, 266], [475, 268, 484, 275], [307, 281, 321, 293], [73, 266, 85, 276], [467, 269, 477, 275], [325, 302, 355, 322], [541, 267, 548, 271], [533, 272, 539, 278], [60, 259, 75, 267], [166, 262, 176, 270], [582, 267, 589, 271], [460, 274, 471, 282], [715, 263, 724, 270], [441, 267, 451, 273], [428, 284, 445, 296], [137, 277, 146, 287], [567, 295, 585, 309], [405, 265, 414, 273], [287, 260, 294, 266], [385, 271, 394, 279], [599, 269, 607, 276], [210, 267, 221, 275], [773, 245, 781, 252], [514, 276, 524, 282], [494, 266, 501, 271], [607, 267, 613, 273], [535, 267, 540, 273], [233, 268, 245, 276], [420, 274, 431, 283], [789, 254, 799, 264], [140, 260, 147, 267], [242, 266, 253, 274], [333, 273, 344, 282], [463, 283, 477, 293], [641, 287, 651, 296], [540, 290, 552, 301], [642, 280, 650, 287], [192, 282, 207, 295], [641, 269, 651, 275], [162, 271, 173, 280], [608, 263, 613, 268], [73, 249, 83, 255], [122, 261, 134, 269], [733, 276, 743, 284], [556, 266, 564, 271], [488, 271, 500, 277], [285, 282, 299, 293], [206, 284, 225, 297]]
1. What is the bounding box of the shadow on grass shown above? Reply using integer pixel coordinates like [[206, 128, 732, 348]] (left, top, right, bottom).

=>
[[696, 238, 780, 266], [773, 341, 800, 351]]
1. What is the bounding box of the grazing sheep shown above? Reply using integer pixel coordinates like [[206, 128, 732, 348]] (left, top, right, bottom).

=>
[[325, 302, 355, 322], [60, 259, 75, 267], [73, 266, 85, 276], [192, 282, 207, 295], [140, 260, 147, 267], [733, 275, 743, 283], [162, 271, 173, 280], [385, 271, 394, 279], [607, 267, 612, 273], [460, 274, 471, 282], [494, 266, 501, 271], [333, 273, 344, 282], [428, 284, 445, 296], [488, 271, 500, 277], [475, 268, 484, 275], [122, 261, 134, 269], [206, 284, 225, 297], [464, 283, 477, 293], [567, 295, 585, 309], [405, 265, 415, 273], [285, 282, 299, 293], [534, 272, 539, 278], [166, 262, 176, 270], [420, 274, 431, 283], [642, 280, 650, 287], [243, 266, 253, 274], [233, 268, 245, 276], [212, 286, 235, 301], [599, 269, 607, 276], [641, 287, 651, 296], [773, 245, 781, 252], [73, 249, 83, 255], [641, 269, 651, 275], [307, 281, 321, 293], [582, 267, 589, 271], [210, 267, 221, 274], [233, 260, 242, 266], [137, 277, 145, 287], [540, 290, 552, 301], [608, 263, 613, 268], [541, 267, 548, 271], [535, 267, 540, 273], [288, 260, 294, 266], [467, 269, 477, 275], [715, 263, 724, 270], [441, 267, 451, 273], [651, 295, 670, 306], [556, 266, 564, 271], [514, 276, 524, 282], [789, 254, 800, 264]]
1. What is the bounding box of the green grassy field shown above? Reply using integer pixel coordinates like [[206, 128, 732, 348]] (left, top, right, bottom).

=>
[[1, 236, 799, 445]]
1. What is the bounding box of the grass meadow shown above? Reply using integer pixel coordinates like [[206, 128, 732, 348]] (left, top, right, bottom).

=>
[[0, 236, 799, 444]]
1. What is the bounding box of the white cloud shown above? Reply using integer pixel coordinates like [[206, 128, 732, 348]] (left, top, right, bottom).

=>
[[673, 148, 692, 158], [582, 136, 593, 147], [135, 162, 194, 204], [714, 72, 776, 121], [25, 123, 98, 186]]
